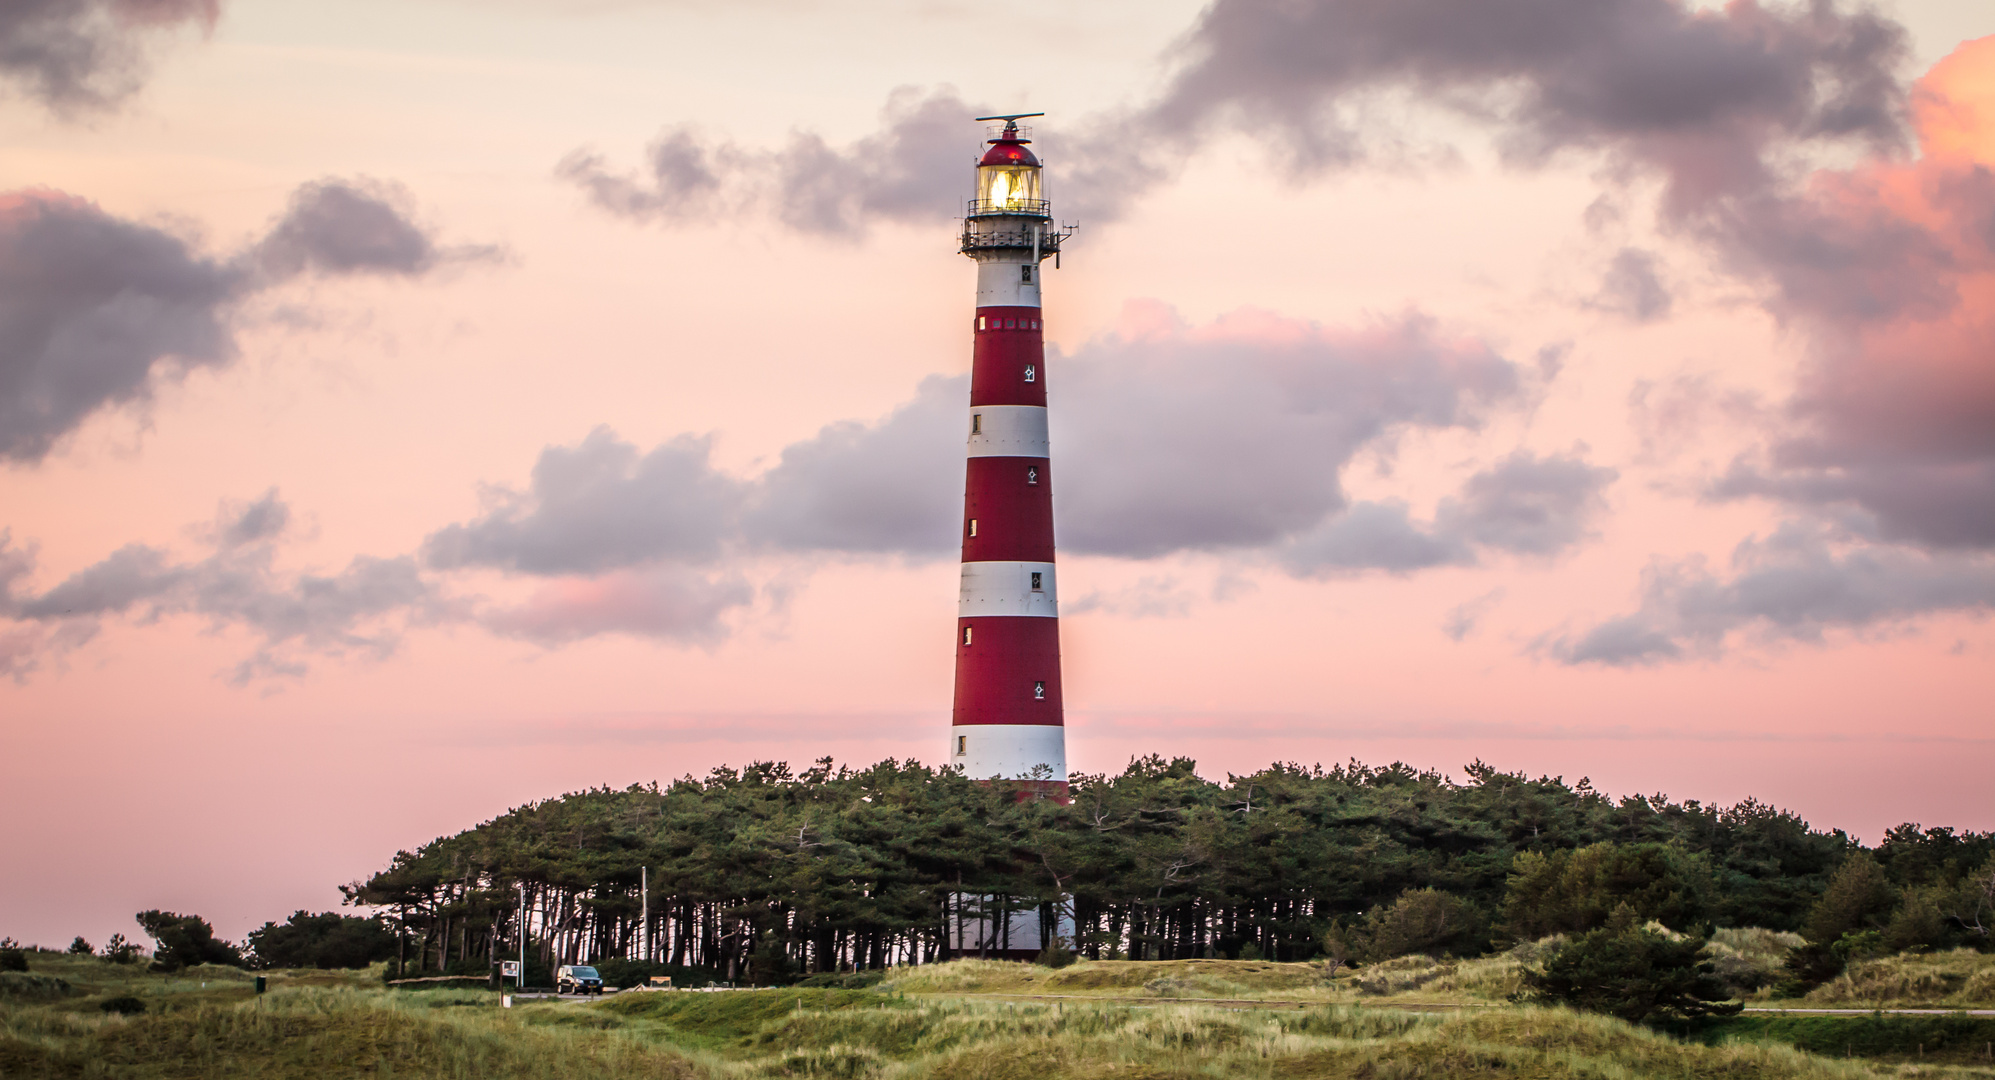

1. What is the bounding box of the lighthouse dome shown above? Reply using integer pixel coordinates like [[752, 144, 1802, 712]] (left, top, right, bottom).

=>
[[980, 140, 1039, 168]]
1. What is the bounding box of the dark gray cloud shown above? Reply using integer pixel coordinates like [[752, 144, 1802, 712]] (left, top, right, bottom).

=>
[[0, 492, 438, 683], [742, 375, 963, 554], [1279, 451, 1615, 577], [1279, 500, 1470, 575], [0, 0, 216, 114], [252, 179, 492, 280], [430, 308, 1546, 577], [1549, 519, 1995, 666], [1058, 310, 1521, 557], [1147, 0, 1907, 208], [559, 87, 987, 236], [1695, 122, 1995, 548], [423, 427, 743, 574], [1435, 450, 1618, 556], [568, 0, 1907, 233], [1587, 247, 1672, 321], [0, 191, 240, 464], [0, 181, 486, 465]]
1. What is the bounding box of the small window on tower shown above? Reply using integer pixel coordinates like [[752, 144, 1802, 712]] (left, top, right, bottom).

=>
[[963, 626, 973, 646], [978, 316, 986, 331], [968, 518, 978, 537], [1031, 320, 1040, 330], [957, 735, 967, 756], [971, 414, 982, 435], [1024, 365, 1036, 382], [1006, 318, 1016, 329], [1033, 681, 1046, 700], [1026, 466, 1038, 485], [1021, 265, 1034, 284], [1030, 572, 1042, 591]]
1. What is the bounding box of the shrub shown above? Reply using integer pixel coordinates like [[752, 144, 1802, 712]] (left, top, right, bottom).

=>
[[99, 995, 146, 1016], [1356, 887, 1487, 961], [245, 911, 396, 969], [0, 948, 27, 972], [0, 972, 70, 1000], [1034, 942, 1078, 969], [135, 910, 241, 971], [67, 937, 93, 956], [1884, 887, 1954, 951], [100, 934, 142, 964], [1803, 856, 1898, 945], [1504, 842, 1714, 939], [1524, 922, 1742, 1023]]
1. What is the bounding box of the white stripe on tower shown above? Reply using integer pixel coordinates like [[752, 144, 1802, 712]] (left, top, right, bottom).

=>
[[966, 405, 1049, 457], [948, 724, 1066, 781], [959, 561, 1058, 617]]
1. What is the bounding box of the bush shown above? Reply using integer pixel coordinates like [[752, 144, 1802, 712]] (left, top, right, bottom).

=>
[[0, 948, 27, 972], [135, 910, 241, 971], [99, 995, 146, 1016], [1034, 942, 1078, 969], [245, 911, 396, 969], [100, 934, 142, 964], [1524, 920, 1742, 1022], [1504, 842, 1713, 939], [66, 937, 93, 956], [1804, 856, 1898, 945], [1355, 888, 1487, 961], [0, 972, 69, 1000]]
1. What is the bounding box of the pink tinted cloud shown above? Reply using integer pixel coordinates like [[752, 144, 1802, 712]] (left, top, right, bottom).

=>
[[1714, 37, 1995, 548]]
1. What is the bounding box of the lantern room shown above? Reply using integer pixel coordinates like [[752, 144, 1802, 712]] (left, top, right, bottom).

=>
[[970, 114, 1047, 218]]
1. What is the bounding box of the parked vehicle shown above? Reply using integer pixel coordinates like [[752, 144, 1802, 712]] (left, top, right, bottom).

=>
[[555, 965, 603, 995]]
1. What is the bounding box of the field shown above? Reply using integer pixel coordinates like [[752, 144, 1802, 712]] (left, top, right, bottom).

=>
[[4, 951, 1994, 1079]]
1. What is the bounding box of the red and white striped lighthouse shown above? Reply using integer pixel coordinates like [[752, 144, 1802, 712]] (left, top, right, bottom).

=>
[[951, 114, 1073, 800]]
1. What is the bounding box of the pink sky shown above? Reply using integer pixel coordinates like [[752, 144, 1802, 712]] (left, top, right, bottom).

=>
[[2, 0, 1992, 949]]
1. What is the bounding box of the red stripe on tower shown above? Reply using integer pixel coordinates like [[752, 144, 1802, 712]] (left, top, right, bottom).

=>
[[950, 114, 1073, 801]]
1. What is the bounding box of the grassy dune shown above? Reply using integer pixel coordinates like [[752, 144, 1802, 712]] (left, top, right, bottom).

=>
[[6, 953, 1995, 1078]]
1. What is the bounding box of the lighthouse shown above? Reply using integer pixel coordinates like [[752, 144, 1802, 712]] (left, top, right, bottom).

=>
[[950, 114, 1073, 801]]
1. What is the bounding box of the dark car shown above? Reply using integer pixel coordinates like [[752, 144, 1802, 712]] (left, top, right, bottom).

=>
[[556, 965, 604, 995]]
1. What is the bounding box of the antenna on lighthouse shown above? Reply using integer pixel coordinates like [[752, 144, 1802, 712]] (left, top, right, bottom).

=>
[[973, 113, 1044, 122]]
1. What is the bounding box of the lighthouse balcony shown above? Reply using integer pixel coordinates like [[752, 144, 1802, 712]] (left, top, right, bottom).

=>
[[960, 221, 1072, 255], [966, 197, 1050, 219]]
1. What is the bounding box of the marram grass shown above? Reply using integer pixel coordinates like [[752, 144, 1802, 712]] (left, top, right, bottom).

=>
[[3, 954, 1990, 1078]]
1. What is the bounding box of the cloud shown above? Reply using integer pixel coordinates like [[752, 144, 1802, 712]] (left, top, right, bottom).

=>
[[480, 566, 752, 646], [423, 427, 743, 574], [559, 87, 986, 236], [1443, 589, 1504, 642], [1058, 304, 1522, 557], [1278, 450, 1616, 577], [0, 492, 439, 682], [1587, 247, 1672, 321], [252, 179, 499, 280], [1549, 519, 1995, 666], [0, 180, 488, 466], [568, 0, 1909, 234], [1146, 0, 1908, 207], [0, 0, 217, 115], [742, 375, 963, 555], [1435, 450, 1618, 556], [1699, 37, 1995, 550], [0, 190, 240, 464], [457, 305, 1530, 573]]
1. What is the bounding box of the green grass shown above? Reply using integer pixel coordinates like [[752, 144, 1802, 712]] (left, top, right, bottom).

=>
[[7, 952, 1995, 1077]]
